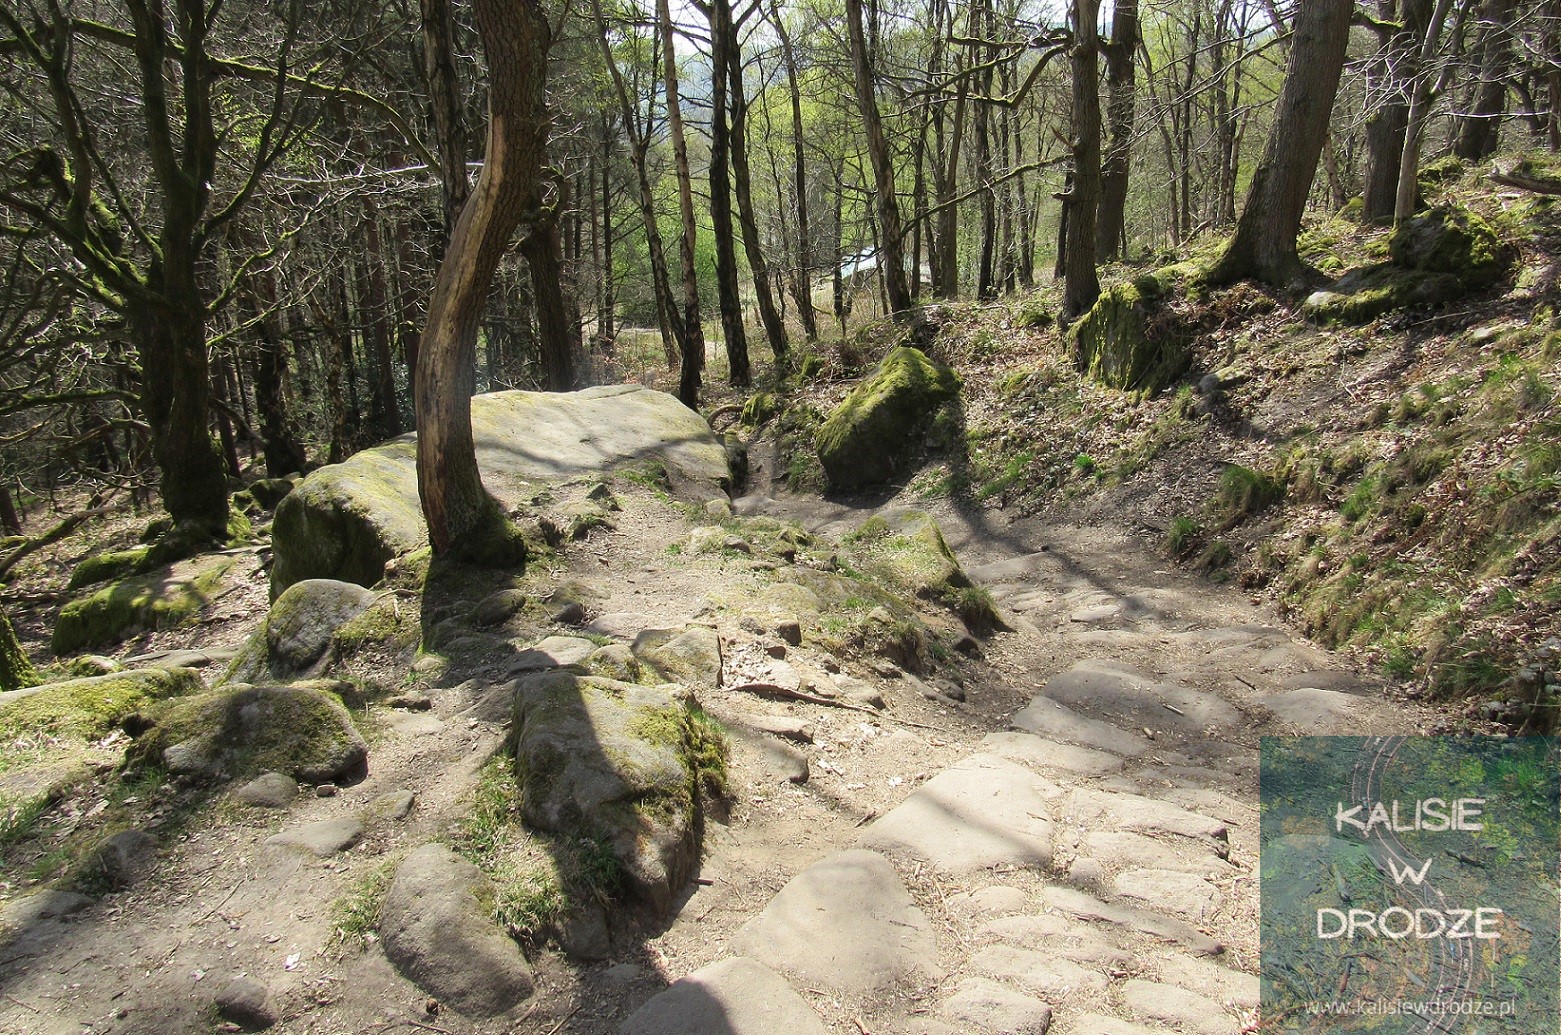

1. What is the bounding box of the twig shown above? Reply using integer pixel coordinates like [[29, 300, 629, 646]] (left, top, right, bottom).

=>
[[1161, 702, 1186, 716], [851, 1018, 873, 1035], [3, 993, 39, 1013], [543, 1006, 581, 1035], [724, 681, 938, 729], [1233, 674, 1259, 692]]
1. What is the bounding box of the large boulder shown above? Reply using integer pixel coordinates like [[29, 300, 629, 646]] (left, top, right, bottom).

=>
[[1071, 274, 1192, 393], [127, 682, 368, 785], [1302, 263, 1466, 325], [379, 844, 534, 1017], [1389, 205, 1510, 287], [271, 386, 730, 595], [223, 579, 378, 684], [53, 556, 238, 655], [814, 346, 960, 492], [510, 672, 727, 914], [0, 667, 203, 744]]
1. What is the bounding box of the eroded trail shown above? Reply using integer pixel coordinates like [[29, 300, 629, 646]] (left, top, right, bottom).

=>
[[0, 473, 1432, 1035]]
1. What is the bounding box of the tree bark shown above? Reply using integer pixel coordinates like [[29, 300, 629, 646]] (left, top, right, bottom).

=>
[[1062, 0, 1103, 321], [846, 0, 913, 315], [1395, 0, 1459, 223], [1454, 0, 1517, 159], [0, 606, 37, 694], [1096, 0, 1139, 260], [709, 0, 751, 386], [1211, 0, 1354, 288], [1363, 0, 1432, 224], [415, 0, 547, 564], [521, 195, 583, 391], [723, 17, 790, 369], [658, 0, 707, 405], [361, 201, 402, 439], [422, 0, 471, 235], [769, 0, 818, 340]]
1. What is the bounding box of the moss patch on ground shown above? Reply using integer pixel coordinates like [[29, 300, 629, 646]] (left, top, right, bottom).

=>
[[52, 556, 238, 656]]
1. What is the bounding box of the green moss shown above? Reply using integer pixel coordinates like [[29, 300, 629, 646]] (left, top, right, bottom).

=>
[[1070, 278, 1192, 393], [814, 347, 961, 491], [797, 353, 825, 379], [68, 547, 156, 591], [1389, 205, 1510, 286], [740, 392, 780, 428], [1, 609, 37, 694], [1303, 264, 1465, 325], [52, 557, 237, 655], [1165, 516, 1202, 558], [0, 668, 202, 755]]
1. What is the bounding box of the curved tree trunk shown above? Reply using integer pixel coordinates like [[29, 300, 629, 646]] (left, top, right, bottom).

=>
[[414, 0, 547, 563], [769, 0, 818, 340], [1210, 0, 1354, 289]]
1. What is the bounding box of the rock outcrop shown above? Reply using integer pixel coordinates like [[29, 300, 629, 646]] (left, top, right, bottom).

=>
[[814, 347, 960, 492], [270, 386, 730, 595]]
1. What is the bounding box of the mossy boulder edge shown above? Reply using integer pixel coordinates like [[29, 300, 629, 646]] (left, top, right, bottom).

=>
[[271, 386, 731, 596], [814, 347, 961, 492], [1071, 274, 1192, 394], [52, 556, 239, 655]]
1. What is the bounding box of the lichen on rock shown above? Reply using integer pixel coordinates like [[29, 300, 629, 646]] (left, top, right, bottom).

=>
[[1070, 273, 1192, 394], [223, 579, 379, 685]]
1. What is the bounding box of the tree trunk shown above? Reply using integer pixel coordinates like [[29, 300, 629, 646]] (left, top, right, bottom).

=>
[[0, 483, 20, 535], [1096, 0, 1139, 260], [361, 202, 402, 440], [709, 0, 751, 387], [1362, 1, 1430, 223], [422, 0, 471, 236], [0, 606, 36, 694], [723, 19, 790, 370], [769, 0, 818, 341], [1395, 0, 1459, 223], [846, 0, 913, 315], [658, 0, 707, 405], [522, 206, 582, 391], [1062, 0, 1103, 321], [415, 0, 547, 564], [1211, 0, 1354, 288], [1454, 0, 1516, 159]]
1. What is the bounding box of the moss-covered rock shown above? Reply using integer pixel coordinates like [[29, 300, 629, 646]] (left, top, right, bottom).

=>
[[841, 510, 1001, 635], [1070, 276, 1192, 393], [0, 667, 202, 745], [247, 477, 296, 510], [67, 547, 157, 591], [223, 579, 379, 685], [271, 386, 730, 596], [510, 672, 726, 914], [1, 608, 38, 694], [52, 556, 238, 655], [1303, 263, 1466, 325], [128, 682, 368, 785], [631, 626, 723, 689], [814, 347, 961, 492], [1389, 205, 1510, 287], [69, 511, 251, 592], [740, 392, 779, 428]]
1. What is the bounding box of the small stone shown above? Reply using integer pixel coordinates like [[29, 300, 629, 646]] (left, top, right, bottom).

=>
[[0, 890, 93, 927], [941, 976, 1052, 1035], [775, 619, 803, 646], [234, 772, 299, 809], [366, 790, 416, 821], [85, 829, 159, 889], [869, 659, 902, 679], [215, 977, 278, 1031], [471, 589, 529, 628], [601, 962, 645, 986], [586, 481, 616, 504], [820, 656, 842, 673], [953, 635, 982, 656], [837, 677, 886, 710], [933, 679, 966, 702], [559, 901, 612, 961], [723, 536, 752, 554], [411, 655, 446, 676], [315, 783, 338, 798], [386, 693, 433, 711], [621, 957, 830, 1035], [766, 643, 788, 659], [553, 601, 588, 625], [265, 817, 363, 857], [704, 498, 733, 521], [1068, 857, 1105, 886]]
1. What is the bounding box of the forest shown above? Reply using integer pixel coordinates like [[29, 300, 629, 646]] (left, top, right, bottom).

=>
[[0, 1, 1559, 1031]]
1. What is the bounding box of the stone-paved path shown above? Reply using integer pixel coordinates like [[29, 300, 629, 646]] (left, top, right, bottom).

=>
[[619, 495, 1428, 1035]]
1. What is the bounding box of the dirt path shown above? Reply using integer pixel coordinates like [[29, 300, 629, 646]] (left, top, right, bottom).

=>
[[0, 469, 1438, 1035]]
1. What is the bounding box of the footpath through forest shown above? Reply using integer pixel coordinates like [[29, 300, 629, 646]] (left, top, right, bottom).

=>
[[0, 408, 1439, 1035]]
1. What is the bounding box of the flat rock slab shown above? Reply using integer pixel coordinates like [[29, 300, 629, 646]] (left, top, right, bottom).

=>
[[1113, 868, 1224, 920], [1040, 661, 1243, 734], [0, 890, 92, 929], [1084, 831, 1228, 875], [1156, 952, 1260, 1009], [264, 817, 363, 857], [969, 945, 1108, 996], [379, 844, 533, 1017], [734, 849, 944, 995], [1042, 886, 1223, 957], [940, 977, 1052, 1035], [586, 612, 657, 640], [857, 753, 1054, 873], [1278, 669, 1378, 694], [1121, 979, 1233, 1035], [508, 635, 599, 673], [619, 957, 829, 1035], [1065, 788, 1229, 848], [1068, 1015, 1166, 1035], [979, 732, 1124, 776], [1011, 696, 1149, 755], [1255, 687, 1417, 734]]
